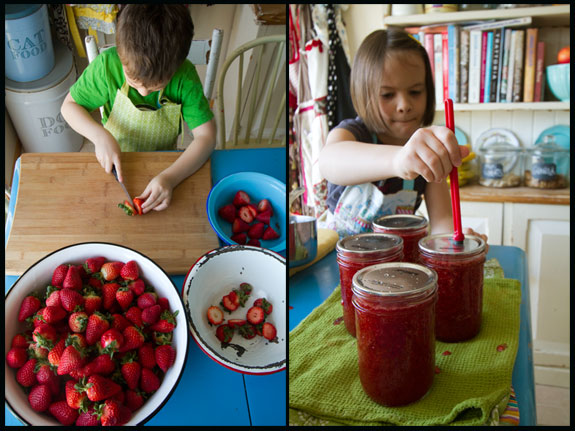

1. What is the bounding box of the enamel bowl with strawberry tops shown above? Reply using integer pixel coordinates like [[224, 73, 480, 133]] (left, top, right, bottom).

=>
[[4, 242, 188, 426], [182, 245, 286, 374], [206, 172, 286, 253]]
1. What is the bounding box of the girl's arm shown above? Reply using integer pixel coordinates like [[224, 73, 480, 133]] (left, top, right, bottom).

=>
[[423, 180, 453, 234]]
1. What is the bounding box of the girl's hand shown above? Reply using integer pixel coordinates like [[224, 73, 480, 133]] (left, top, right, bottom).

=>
[[394, 126, 469, 183], [463, 227, 489, 253], [94, 130, 123, 182], [137, 173, 175, 213]]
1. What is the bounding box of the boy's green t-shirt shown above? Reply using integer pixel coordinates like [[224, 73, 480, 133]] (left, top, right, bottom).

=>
[[70, 47, 213, 130]]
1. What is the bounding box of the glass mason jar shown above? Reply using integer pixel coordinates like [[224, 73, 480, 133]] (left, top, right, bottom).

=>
[[352, 262, 438, 406], [478, 144, 523, 188], [418, 234, 486, 342], [525, 137, 570, 189], [336, 233, 403, 337], [372, 214, 429, 264]]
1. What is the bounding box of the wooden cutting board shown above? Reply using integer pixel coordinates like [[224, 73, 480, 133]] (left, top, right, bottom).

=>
[[5, 152, 219, 275]]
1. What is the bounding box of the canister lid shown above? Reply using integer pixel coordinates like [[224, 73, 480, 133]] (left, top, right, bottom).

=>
[[336, 233, 402, 256], [352, 262, 437, 298], [418, 233, 486, 256], [5, 4, 42, 20], [372, 214, 428, 231]]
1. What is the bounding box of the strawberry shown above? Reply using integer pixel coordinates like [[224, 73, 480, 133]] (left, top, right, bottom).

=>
[[98, 398, 131, 426], [45, 286, 61, 307], [76, 264, 90, 281], [132, 197, 145, 215], [88, 276, 103, 290], [18, 294, 41, 322], [125, 306, 144, 328], [65, 379, 88, 410], [215, 324, 234, 343], [239, 282, 253, 296], [255, 210, 272, 225], [248, 222, 265, 240], [221, 294, 238, 313], [28, 342, 49, 360], [140, 367, 161, 393], [49, 400, 79, 425], [52, 264, 70, 287], [59, 288, 85, 313], [238, 205, 256, 224], [247, 238, 261, 247], [48, 338, 66, 367], [85, 311, 110, 345], [68, 311, 88, 333], [121, 352, 141, 390], [157, 297, 170, 311], [218, 203, 237, 223], [233, 287, 250, 307], [118, 200, 136, 216], [16, 358, 38, 387], [32, 323, 58, 349], [100, 328, 124, 356], [28, 384, 52, 412], [206, 305, 224, 326], [137, 292, 157, 310], [232, 190, 251, 207], [254, 298, 273, 315], [57, 345, 85, 376], [121, 325, 145, 352], [239, 324, 257, 339], [228, 290, 240, 308], [11, 332, 31, 349], [125, 389, 144, 412], [82, 287, 102, 315], [232, 218, 251, 233], [80, 353, 116, 377], [142, 304, 162, 325], [102, 282, 121, 310], [155, 344, 176, 372], [6, 347, 28, 368], [120, 260, 139, 281], [257, 198, 273, 215], [262, 322, 278, 342], [84, 374, 122, 402], [262, 226, 280, 240], [63, 265, 83, 290], [75, 406, 100, 426], [246, 306, 265, 325], [116, 286, 134, 310], [128, 279, 145, 296], [228, 318, 246, 328], [100, 261, 124, 281], [35, 362, 60, 396], [230, 232, 248, 244], [83, 256, 107, 274], [36, 305, 67, 324], [138, 343, 157, 369], [66, 332, 88, 351], [111, 313, 132, 332]]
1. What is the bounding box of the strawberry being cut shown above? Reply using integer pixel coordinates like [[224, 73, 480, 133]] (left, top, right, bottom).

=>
[[132, 197, 145, 215], [206, 305, 224, 326], [232, 190, 251, 208], [118, 200, 136, 216]]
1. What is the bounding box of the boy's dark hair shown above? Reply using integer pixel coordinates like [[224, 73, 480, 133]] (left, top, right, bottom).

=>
[[116, 5, 194, 87], [350, 28, 435, 134]]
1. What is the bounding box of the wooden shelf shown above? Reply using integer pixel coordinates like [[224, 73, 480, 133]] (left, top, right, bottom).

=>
[[435, 102, 570, 112], [459, 184, 570, 205], [384, 5, 570, 28]]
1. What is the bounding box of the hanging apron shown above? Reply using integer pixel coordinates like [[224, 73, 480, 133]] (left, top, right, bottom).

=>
[[331, 133, 419, 237], [104, 80, 183, 152]]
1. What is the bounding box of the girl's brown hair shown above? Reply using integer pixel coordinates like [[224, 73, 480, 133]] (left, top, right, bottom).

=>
[[116, 5, 194, 87], [350, 28, 435, 134]]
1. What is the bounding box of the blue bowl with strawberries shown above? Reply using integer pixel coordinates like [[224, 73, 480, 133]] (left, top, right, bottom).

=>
[[206, 172, 286, 253]]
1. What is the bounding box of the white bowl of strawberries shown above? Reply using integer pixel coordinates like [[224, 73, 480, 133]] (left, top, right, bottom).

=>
[[4, 242, 188, 426], [182, 245, 286, 374], [207, 172, 286, 252]]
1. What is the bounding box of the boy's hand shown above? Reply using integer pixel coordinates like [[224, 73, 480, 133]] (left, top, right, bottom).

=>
[[463, 227, 489, 253], [94, 130, 123, 182], [137, 173, 175, 214], [394, 126, 470, 183]]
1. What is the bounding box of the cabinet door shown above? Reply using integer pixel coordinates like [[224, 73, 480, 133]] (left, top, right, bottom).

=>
[[503, 203, 570, 387]]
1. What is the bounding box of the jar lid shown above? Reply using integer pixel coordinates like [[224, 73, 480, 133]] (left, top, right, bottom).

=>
[[418, 233, 486, 256], [373, 214, 428, 231], [5, 4, 42, 20], [528, 141, 569, 155], [352, 262, 437, 299], [336, 233, 402, 257]]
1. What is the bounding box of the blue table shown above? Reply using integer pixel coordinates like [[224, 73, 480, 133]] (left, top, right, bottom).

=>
[[5, 147, 286, 426], [289, 245, 537, 426]]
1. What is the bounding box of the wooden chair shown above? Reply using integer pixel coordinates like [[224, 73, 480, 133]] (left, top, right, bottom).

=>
[[216, 34, 286, 149]]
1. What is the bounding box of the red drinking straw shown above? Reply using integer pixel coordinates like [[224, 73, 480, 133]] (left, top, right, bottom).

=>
[[444, 99, 464, 244]]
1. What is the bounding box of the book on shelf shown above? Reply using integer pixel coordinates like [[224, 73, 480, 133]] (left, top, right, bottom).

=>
[[406, 16, 552, 105]]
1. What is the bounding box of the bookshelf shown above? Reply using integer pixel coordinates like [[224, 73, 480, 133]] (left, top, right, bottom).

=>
[[435, 101, 569, 111]]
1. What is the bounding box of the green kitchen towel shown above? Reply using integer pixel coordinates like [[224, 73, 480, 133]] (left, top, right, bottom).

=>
[[289, 262, 521, 426]]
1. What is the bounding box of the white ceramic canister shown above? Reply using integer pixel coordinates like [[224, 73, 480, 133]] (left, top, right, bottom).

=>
[[5, 4, 55, 82], [5, 41, 83, 153]]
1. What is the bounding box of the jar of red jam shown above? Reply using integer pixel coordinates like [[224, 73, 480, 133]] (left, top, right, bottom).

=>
[[418, 234, 486, 342], [372, 214, 429, 263], [352, 262, 438, 406], [336, 233, 403, 337]]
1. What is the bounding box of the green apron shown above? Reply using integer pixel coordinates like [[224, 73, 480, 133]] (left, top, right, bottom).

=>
[[104, 80, 183, 151]]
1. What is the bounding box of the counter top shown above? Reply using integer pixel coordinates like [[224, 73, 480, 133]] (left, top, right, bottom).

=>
[[459, 184, 570, 205]]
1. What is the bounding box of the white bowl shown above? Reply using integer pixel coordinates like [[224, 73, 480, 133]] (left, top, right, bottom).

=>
[[4, 242, 189, 426], [182, 245, 286, 374]]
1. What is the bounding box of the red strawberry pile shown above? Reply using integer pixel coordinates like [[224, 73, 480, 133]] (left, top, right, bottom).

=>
[[206, 283, 278, 344], [6, 257, 178, 426], [218, 191, 280, 247]]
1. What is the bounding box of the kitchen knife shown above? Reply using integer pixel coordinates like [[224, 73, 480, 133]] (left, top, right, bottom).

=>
[[112, 166, 134, 208]]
